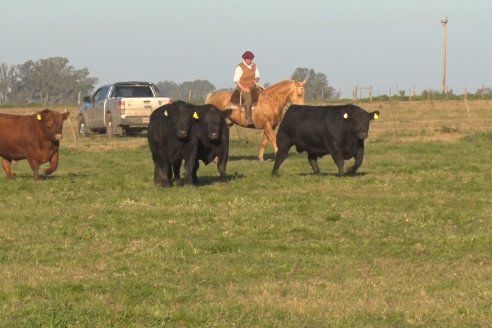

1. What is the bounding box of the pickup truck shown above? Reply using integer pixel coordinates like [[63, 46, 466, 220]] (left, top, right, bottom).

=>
[[78, 81, 171, 136]]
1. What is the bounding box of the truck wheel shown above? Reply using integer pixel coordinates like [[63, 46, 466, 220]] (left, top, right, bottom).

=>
[[78, 115, 87, 137], [105, 113, 113, 137]]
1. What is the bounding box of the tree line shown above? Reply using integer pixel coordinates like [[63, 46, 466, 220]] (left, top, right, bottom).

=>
[[0, 57, 97, 105], [0, 57, 340, 105], [8, 56, 489, 105], [157, 68, 339, 102]]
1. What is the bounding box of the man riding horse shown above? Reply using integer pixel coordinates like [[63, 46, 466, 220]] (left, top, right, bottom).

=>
[[233, 50, 261, 128], [206, 53, 307, 161]]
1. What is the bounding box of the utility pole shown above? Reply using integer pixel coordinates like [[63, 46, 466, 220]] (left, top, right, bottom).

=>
[[441, 16, 448, 95]]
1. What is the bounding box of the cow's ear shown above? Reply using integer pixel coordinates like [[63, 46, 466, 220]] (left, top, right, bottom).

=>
[[222, 109, 233, 118], [62, 111, 69, 120], [371, 111, 380, 120]]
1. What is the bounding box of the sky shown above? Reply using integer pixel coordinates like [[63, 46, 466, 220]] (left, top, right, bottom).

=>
[[1, 0, 491, 98]]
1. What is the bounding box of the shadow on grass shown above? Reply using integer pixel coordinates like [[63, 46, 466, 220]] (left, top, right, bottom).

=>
[[228, 155, 259, 161], [172, 172, 245, 187], [297, 171, 369, 177], [15, 172, 97, 181], [228, 152, 275, 161]]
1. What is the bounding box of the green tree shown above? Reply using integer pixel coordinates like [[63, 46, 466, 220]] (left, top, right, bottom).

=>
[[13, 57, 97, 104], [475, 87, 492, 96], [156, 79, 216, 102], [0, 62, 17, 103], [156, 80, 180, 99], [291, 67, 338, 101], [13, 60, 36, 104], [180, 80, 215, 101]]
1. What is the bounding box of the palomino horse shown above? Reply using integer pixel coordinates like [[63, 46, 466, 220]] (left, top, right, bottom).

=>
[[205, 79, 307, 161]]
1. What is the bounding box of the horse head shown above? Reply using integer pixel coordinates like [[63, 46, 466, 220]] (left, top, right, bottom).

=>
[[287, 78, 307, 105]]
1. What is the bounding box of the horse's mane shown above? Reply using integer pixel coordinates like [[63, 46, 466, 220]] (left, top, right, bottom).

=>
[[265, 79, 295, 92]]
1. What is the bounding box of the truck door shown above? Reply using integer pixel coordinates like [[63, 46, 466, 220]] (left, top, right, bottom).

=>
[[87, 86, 110, 129]]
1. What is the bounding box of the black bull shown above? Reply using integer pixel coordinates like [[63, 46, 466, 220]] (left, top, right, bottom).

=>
[[272, 104, 380, 176], [147, 101, 231, 187]]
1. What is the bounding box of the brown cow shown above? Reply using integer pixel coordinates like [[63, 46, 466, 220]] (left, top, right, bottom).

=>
[[0, 109, 69, 180]]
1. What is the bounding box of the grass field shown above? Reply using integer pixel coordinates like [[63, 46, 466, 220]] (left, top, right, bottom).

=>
[[0, 100, 491, 327]]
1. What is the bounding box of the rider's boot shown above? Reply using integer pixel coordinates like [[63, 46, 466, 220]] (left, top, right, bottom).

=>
[[245, 105, 255, 128]]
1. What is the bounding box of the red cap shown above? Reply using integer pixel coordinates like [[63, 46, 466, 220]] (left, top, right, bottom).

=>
[[242, 51, 255, 60]]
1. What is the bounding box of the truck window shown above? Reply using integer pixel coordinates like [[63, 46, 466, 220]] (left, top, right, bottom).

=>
[[96, 86, 110, 102], [114, 86, 154, 98]]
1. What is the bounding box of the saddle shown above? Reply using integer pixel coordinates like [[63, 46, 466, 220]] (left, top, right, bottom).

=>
[[230, 88, 259, 110]]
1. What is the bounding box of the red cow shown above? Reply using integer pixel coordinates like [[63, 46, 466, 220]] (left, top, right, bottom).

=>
[[0, 109, 69, 180]]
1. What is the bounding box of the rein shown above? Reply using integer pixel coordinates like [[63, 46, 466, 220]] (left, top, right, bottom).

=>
[[258, 83, 302, 107]]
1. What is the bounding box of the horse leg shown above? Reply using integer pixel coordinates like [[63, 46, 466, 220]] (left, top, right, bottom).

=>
[[258, 133, 269, 161], [259, 124, 277, 161]]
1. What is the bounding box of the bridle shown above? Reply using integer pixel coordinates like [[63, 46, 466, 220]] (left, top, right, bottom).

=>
[[259, 82, 305, 107], [290, 85, 305, 103]]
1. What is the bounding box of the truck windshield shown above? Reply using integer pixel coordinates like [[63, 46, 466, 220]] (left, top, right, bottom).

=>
[[114, 86, 154, 98]]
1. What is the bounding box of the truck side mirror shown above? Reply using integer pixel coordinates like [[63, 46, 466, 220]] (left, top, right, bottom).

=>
[[83, 96, 92, 103]]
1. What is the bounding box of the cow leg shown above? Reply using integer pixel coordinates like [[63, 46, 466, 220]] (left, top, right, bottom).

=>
[[151, 152, 172, 187], [44, 152, 59, 176], [154, 162, 171, 188], [271, 145, 291, 177], [182, 158, 196, 185], [1, 158, 14, 179], [307, 153, 321, 175], [216, 148, 229, 182], [192, 160, 200, 185], [347, 147, 364, 175], [166, 164, 174, 187], [331, 154, 345, 177], [172, 160, 182, 185], [272, 133, 293, 176], [183, 151, 198, 186], [272, 151, 288, 176], [26, 158, 42, 181], [153, 161, 161, 185]]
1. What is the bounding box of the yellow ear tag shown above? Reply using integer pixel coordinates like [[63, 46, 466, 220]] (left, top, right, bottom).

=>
[[374, 113, 379, 120], [164, 110, 168, 116], [36, 114, 42, 121], [343, 113, 349, 119], [193, 112, 199, 120]]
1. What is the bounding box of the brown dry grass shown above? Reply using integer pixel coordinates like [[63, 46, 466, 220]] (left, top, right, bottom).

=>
[[359, 100, 492, 142], [225, 99, 492, 147], [2, 100, 490, 148]]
